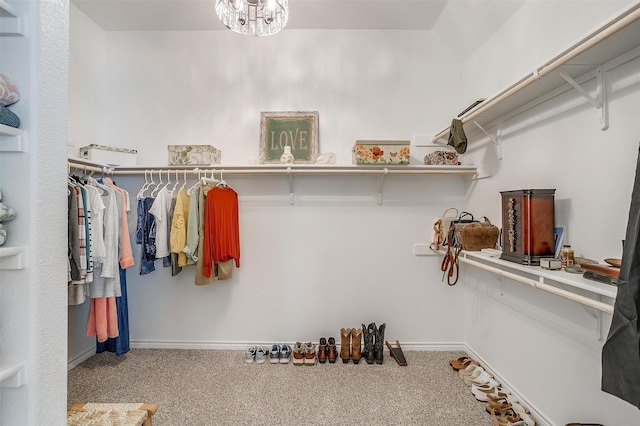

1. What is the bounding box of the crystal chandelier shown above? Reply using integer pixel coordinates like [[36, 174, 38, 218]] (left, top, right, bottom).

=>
[[215, 0, 289, 36]]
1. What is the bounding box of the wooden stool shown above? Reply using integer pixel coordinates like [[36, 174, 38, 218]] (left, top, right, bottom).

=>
[[67, 403, 158, 426]]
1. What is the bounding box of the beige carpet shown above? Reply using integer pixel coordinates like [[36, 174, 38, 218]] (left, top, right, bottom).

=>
[[68, 349, 493, 425]]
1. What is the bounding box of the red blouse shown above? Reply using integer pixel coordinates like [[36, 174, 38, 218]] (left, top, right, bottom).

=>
[[203, 186, 240, 277]]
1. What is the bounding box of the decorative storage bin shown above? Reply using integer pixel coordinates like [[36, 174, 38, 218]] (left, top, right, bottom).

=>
[[352, 140, 410, 165], [500, 189, 556, 265], [168, 145, 221, 165], [80, 144, 137, 166], [424, 150, 460, 166]]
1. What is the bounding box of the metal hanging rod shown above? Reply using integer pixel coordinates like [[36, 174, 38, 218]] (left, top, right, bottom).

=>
[[67, 159, 477, 177]]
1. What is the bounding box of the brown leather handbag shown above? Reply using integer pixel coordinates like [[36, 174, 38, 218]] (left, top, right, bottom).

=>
[[460, 220, 499, 251]]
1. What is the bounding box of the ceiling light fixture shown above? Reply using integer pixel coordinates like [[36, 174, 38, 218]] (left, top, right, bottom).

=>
[[215, 0, 289, 36]]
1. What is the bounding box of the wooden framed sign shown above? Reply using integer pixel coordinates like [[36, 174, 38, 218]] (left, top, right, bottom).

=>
[[260, 111, 319, 163]]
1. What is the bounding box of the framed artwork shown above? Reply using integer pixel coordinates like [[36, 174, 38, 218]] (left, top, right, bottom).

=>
[[260, 111, 319, 163]]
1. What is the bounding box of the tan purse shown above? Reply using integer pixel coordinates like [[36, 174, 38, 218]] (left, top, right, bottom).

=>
[[461, 220, 500, 251]]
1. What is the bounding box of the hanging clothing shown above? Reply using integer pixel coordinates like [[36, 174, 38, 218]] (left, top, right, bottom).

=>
[[203, 186, 240, 278], [169, 197, 182, 276], [182, 185, 199, 266], [86, 297, 119, 343], [150, 185, 173, 260], [602, 143, 640, 409], [195, 182, 216, 285], [170, 187, 190, 267], [105, 178, 135, 269], [96, 266, 130, 356], [137, 197, 157, 275]]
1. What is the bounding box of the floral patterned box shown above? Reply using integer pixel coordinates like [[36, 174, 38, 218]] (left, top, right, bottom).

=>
[[352, 140, 410, 165], [168, 145, 221, 165], [80, 144, 138, 166]]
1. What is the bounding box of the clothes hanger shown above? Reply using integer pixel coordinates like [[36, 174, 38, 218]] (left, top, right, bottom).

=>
[[187, 169, 201, 195], [180, 169, 187, 191], [215, 169, 228, 188], [151, 169, 163, 197], [201, 168, 220, 185], [137, 170, 150, 199], [171, 169, 180, 194]]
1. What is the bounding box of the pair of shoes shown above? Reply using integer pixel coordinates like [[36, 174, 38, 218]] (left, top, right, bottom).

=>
[[293, 342, 318, 366], [244, 346, 269, 364], [471, 383, 511, 402], [464, 368, 499, 387], [361, 322, 385, 365], [339, 328, 362, 364], [489, 407, 521, 426], [487, 398, 535, 426], [269, 344, 292, 364], [449, 356, 479, 371], [318, 337, 338, 363]]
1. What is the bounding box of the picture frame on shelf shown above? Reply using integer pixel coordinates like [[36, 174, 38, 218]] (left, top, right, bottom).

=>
[[259, 111, 319, 163], [554, 227, 565, 258]]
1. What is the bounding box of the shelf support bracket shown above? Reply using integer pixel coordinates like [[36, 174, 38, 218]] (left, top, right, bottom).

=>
[[287, 167, 295, 205], [377, 168, 388, 205], [472, 120, 502, 160], [559, 67, 608, 130]]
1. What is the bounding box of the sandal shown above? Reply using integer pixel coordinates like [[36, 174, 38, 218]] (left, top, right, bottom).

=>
[[490, 407, 521, 426], [472, 384, 510, 402], [449, 356, 478, 371], [458, 364, 484, 379], [464, 368, 499, 387]]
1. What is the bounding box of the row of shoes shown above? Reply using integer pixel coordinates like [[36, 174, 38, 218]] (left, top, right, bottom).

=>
[[244, 344, 292, 364], [449, 356, 536, 426], [243, 321, 388, 367]]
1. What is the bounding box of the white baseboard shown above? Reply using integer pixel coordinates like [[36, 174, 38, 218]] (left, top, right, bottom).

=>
[[67, 346, 95, 371], [129, 339, 467, 352], [462, 345, 552, 426]]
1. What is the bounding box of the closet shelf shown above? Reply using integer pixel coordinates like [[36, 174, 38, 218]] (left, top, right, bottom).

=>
[[433, 3, 640, 143], [68, 158, 477, 205], [67, 158, 478, 176], [0, 124, 24, 152], [448, 249, 616, 314], [0, 245, 26, 269], [0, 361, 26, 387]]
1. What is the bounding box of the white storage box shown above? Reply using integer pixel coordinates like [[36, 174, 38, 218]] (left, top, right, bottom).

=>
[[80, 144, 137, 166]]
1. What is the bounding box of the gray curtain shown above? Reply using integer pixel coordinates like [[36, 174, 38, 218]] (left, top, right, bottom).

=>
[[602, 143, 640, 409]]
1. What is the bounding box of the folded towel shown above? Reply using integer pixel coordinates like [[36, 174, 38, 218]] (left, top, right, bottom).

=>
[[0, 106, 20, 128], [447, 119, 467, 154]]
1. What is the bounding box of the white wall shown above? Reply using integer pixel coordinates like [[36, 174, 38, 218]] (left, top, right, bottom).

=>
[[67, 1, 640, 426], [1, 0, 69, 425], [67, 11, 472, 356], [460, 1, 640, 425]]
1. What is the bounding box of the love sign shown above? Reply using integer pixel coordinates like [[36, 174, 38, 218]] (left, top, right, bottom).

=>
[[260, 111, 319, 163]]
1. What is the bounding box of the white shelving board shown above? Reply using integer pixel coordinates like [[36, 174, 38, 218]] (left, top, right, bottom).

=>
[[433, 3, 640, 142], [446, 249, 617, 314], [0, 245, 26, 269], [0, 123, 24, 152], [0, 0, 24, 36], [0, 361, 26, 387]]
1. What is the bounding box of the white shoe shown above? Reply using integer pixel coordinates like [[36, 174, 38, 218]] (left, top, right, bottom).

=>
[[464, 368, 499, 387], [458, 364, 483, 379]]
